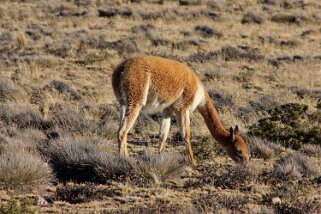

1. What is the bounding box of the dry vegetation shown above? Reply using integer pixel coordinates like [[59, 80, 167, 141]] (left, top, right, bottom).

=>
[[0, 0, 320, 213]]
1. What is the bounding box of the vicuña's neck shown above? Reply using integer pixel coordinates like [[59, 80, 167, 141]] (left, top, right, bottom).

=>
[[197, 92, 230, 147]]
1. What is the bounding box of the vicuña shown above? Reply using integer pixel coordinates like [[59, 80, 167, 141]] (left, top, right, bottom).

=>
[[112, 55, 249, 165]]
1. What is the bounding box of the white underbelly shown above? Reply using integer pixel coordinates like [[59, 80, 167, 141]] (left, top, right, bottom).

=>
[[145, 93, 173, 111], [143, 81, 204, 113]]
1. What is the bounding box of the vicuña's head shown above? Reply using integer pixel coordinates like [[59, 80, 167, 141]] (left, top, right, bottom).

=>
[[224, 126, 249, 162]]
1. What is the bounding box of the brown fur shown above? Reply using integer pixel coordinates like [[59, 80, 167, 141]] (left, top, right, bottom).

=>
[[112, 55, 249, 165]]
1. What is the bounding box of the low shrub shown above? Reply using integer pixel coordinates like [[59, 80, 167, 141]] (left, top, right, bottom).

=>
[[242, 12, 264, 24], [193, 193, 250, 213], [192, 136, 218, 162], [214, 163, 259, 190], [115, 201, 188, 214], [194, 163, 259, 190], [179, 0, 203, 6], [271, 13, 308, 24], [56, 183, 120, 204], [195, 25, 222, 38], [220, 46, 264, 61]]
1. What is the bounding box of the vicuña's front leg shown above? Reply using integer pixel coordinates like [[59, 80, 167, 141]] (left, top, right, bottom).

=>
[[159, 108, 172, 153], [177, 110, 196, 166], [118, 104, 142, 158]]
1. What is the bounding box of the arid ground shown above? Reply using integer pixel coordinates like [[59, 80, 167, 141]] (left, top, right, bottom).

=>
[[0, 0, 320, 213]]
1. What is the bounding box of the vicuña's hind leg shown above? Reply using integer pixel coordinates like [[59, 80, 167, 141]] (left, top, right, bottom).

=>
[[176, 110, 196, 166], [159, 108, 172, 153], [117, 69, 149, 158], [118, 104, 142, 158]]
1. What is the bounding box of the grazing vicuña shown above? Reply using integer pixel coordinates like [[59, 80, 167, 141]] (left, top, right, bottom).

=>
[[112, 55, 249, 165]]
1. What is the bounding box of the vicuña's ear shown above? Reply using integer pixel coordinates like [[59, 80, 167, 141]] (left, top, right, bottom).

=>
[[230, 127, 235, 141], [234, 125, 239, 135]]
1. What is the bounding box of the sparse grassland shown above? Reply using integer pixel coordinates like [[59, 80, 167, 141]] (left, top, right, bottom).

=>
[[0, 0, 320, 213]]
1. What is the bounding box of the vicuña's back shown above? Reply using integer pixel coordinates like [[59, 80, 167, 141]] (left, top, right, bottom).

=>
[[112, 55, 249, 165], [112, 56, 203, 112]]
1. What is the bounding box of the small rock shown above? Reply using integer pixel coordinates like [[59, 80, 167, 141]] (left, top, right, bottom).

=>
[[37, 196, 49, 206], [272, 197, 281, 204]]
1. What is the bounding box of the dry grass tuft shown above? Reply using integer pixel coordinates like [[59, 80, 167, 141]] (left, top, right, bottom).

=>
[[38, 137, 128, 183], [49, 105, 97, 136], [300, 144, 321, 158], [0, 151, 52, 190], [94, 153, 132, 182], [249, 137, 275, 160], [0, 103, 50, 131], [45, 80, 81, 100], [0, 78, 26, 102], [273, 152, 320, 180], [131, 151, 187, 185], [16, 31, 28, 49]]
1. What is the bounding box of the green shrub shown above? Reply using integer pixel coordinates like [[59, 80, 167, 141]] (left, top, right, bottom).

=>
[[249, 103, 321, 149]]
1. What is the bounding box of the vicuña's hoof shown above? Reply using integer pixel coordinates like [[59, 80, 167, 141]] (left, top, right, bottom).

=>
[[189, 160, 197, 167]]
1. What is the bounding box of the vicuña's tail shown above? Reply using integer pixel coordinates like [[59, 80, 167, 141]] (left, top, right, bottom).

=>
[[112, 61, 126, 103]]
